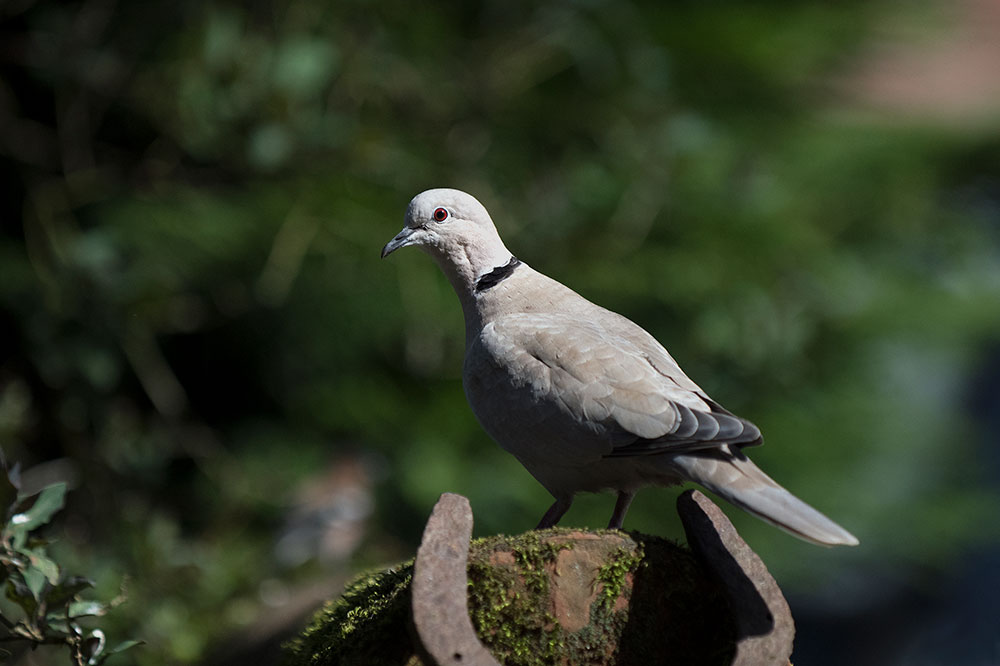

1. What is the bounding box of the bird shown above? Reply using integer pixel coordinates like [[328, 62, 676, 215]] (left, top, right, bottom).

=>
[[382, 188, 858, 546]]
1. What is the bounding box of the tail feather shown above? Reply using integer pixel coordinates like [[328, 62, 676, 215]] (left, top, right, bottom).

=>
[[672, 451, 859, 547]]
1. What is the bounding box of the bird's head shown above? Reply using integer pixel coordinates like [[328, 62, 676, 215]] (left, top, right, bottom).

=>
[[381, 189, 513, 290]]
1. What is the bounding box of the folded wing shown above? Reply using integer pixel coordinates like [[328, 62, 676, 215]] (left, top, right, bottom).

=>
[[483, 312, 762, 456]]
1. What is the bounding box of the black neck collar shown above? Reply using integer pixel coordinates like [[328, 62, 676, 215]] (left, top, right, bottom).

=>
[[475, 256, 521, 293]]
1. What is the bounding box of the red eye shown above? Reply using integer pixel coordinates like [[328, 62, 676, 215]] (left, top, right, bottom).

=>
[[432, 207, 449, 222]]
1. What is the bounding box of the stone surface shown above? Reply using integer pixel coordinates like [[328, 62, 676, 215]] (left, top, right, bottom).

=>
[[288, 492, 796, 666], [551, 533, 604, 632], [464, 529, 735, 666], [677, 490, 795, 666]]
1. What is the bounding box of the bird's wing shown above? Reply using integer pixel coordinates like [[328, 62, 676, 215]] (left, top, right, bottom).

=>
[[482, 312, 761, 456]]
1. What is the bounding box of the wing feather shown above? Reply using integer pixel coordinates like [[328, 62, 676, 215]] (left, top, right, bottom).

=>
[[481, 313, 762, 457]]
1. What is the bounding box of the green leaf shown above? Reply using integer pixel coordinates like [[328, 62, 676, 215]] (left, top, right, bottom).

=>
[[0, 452, 18, 515], [10, 483, 67, 533], [23, 566, 47, 600], [6, 462, 21, 492], [22, 549, 61, 586], [43, 617, 72, 635], [45, 576, 95, 608], [81, 629, 105, 665], [66, 600, 107, 618], [5, 575, 39, 617], [94, 640, 145, 665], [104, 639, 144, 656]]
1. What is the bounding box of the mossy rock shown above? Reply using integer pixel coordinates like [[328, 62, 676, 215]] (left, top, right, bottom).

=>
[[285, 529, 736, 666]]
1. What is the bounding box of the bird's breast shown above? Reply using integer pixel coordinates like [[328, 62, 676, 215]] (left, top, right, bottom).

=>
[[463, 327, 612, 467]]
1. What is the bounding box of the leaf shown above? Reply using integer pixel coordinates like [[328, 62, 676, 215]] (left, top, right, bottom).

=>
[[0, 452, 18, 515], [104, 640, 144, 656], [10, 483, 67, 533], [10, 527, 26, 550], [66, 600, 107, 618], [81, 629, 105, 665], [7, 462, 21, 492], [94, 639, 144, 665], [5, 575, 39, 617], [45, 576, 96, 608], [43, 617, 72, 635], [21, 549, 61, 586], [23, 566, 47, 600]]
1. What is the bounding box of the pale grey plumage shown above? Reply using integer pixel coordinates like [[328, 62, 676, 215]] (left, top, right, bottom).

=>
[[382, 188, 858, 546]]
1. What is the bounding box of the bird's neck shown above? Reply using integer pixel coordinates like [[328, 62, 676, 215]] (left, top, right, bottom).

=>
[[431, 236, 512, 300], [430, 241, 517, 344], [473, 256, 522, 293]]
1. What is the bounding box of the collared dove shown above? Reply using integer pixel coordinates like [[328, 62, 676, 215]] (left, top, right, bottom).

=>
[[382, 188, 858, 546]]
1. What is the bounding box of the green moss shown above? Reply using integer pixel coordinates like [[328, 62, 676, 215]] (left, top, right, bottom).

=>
[[467, 529, 574, 665], [595, 543, 644, 613], [286, 530, 736, 666], [284, 561, 418, 666], [557, 534, 643, 663]]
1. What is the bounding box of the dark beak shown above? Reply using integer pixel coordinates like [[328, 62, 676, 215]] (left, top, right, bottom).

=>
[[381, 226, 418, 258]]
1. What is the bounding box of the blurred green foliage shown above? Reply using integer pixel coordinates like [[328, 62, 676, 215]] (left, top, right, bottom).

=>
[[1, 0, 999, 663], [0, 457, 141, 664]]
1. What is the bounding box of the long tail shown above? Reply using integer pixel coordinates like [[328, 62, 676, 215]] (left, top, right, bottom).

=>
[[671, 450, 859, 547]]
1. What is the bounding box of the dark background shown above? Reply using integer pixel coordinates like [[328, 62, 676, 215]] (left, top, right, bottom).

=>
[[1, 0, 999, 664]]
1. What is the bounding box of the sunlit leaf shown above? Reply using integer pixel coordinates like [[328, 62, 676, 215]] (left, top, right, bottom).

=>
[[81, 628, 106, 665], [67, 600, 108, 618], [21, 549, 61, 586], [10, 527, 26, 550], [23, 566, 47, 600], [43, 617, 72, 635], [10, 483, 66, 533]]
